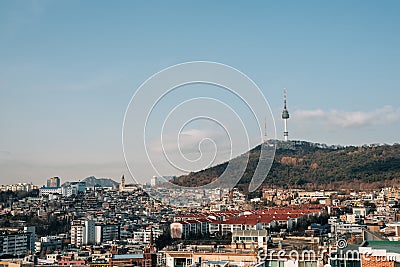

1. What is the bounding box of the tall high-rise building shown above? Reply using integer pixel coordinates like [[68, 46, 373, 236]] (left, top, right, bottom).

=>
[[71, 220, 95, 247], [282, 88, 290, 141], [46, 177, 60, 188], [71, 220, 84, 247]]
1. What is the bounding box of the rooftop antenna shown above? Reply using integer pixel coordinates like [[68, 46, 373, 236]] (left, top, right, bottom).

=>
[[263, 115, 268, 144]]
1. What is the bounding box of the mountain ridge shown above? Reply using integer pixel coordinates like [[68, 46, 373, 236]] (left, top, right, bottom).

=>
[[62, 176, 119, 188], [173, 140, 400, 192]]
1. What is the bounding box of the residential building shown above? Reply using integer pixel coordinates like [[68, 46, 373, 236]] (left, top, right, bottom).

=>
[[71, 220, 95, 247], [231, 230, 268, 250], [39, 187, 62, 197], [62, 182, 86, 197], [94, 224, 120, 244], [0, 228, 35, 257], [35, 236, 62, 254]]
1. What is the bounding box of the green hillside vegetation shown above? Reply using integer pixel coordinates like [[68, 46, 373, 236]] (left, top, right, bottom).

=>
[[173, 141, 400, 192]]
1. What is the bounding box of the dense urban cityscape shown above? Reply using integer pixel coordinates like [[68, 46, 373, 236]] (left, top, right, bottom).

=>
[[3, 173, 400, 267], [1, 69, 399, 267], [2, 1, 400, 267]]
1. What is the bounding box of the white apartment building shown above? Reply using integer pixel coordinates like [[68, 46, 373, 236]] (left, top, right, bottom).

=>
[[71, 220, 95, 247], [39, 187, 62, 197], [62, 182, 86, 197], [0, 183, 36, 192], [131, 228, 161, 245], [72, 220, 120, 246]]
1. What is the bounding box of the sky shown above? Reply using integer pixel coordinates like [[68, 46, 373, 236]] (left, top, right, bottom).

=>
[[0, 1, 399, 185]]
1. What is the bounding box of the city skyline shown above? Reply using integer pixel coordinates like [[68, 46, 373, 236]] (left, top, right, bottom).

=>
[[1, 1, 400, 184]]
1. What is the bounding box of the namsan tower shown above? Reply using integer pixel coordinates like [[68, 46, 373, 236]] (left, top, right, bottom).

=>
[[282, 88, 290, 141]]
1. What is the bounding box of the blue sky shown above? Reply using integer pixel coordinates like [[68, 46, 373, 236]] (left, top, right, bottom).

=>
[[1, 1, 399, 185]]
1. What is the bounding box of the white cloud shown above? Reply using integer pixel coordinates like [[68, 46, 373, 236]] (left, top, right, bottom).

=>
[[294, 105, 400, 128]]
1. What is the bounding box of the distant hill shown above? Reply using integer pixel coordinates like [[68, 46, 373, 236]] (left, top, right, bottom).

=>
[[173, 140, 400, 193], [62, 176, 119, 188]]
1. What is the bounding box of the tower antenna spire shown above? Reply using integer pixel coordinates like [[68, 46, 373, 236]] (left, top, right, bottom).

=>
[[264, 115, 267, 143], [284, 88, 287, 109], [282, 88, 290, 141]]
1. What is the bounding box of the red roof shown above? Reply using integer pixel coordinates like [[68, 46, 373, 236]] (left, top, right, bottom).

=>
[[173, 205, 324, 226]]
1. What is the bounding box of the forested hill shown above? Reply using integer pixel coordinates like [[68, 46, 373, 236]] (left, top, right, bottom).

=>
[[172, 141, 400, 192]]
